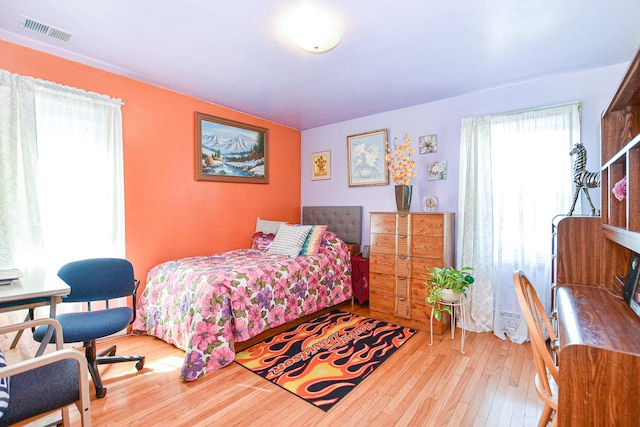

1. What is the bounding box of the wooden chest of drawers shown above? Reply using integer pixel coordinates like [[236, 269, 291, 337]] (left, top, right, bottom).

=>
[[369, 212, 455, 334]]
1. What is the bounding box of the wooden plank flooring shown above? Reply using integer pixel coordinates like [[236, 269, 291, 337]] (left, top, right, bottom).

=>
[[55, 303, 542, 426]]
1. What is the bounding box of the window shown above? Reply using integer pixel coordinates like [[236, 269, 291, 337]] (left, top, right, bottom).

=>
[[458, 103, 581, 343], [0, 70, 124, 272]]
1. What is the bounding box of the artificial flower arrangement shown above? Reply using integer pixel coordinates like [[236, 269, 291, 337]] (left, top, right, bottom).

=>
[[613, 176, 627, 201], [385, 133, 417, 185]]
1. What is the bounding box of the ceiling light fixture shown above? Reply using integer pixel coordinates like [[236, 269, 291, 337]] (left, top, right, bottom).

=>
[[284, 6, 340, 54]]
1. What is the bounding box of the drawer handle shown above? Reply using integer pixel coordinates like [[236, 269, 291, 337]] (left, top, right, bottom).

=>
[[397, 276, 407, 280], [398, 255, 407, 260], [398, 235, 407, 239], [397, 297, 407, 301]]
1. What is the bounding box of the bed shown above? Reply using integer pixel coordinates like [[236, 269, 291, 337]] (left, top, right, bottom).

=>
[[132, 206, 362, 381]]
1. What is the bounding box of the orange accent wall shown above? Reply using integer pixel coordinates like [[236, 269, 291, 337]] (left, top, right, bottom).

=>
[[0, 39, 301, 282]]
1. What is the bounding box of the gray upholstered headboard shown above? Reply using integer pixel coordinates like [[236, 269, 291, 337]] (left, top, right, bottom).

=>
[[302, 206, 362, 245]]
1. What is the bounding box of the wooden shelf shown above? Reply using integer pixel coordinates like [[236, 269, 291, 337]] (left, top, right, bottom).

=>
[[601, 47, 640, 256], [602, 132, 640, 169], [556, 44, 640, 425], [602, 225, 640, 254]]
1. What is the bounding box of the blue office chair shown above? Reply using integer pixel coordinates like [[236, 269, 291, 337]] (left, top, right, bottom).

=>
[[33, 258, 145, 398]]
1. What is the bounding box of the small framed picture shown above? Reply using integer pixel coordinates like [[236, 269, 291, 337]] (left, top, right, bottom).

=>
[[624, 253, 640, 303], [419, 134, 438, 154], [427, 161, 447, 180], [311, 150, 331, 181]]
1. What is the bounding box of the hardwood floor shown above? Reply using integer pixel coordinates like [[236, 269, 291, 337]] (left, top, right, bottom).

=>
[[59, 303, 542, 427]]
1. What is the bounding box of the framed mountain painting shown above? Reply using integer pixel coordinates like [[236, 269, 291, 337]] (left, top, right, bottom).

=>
[[195, 112, 269, 183]]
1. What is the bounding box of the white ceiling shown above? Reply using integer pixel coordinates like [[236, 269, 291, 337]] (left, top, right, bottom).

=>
[[1, 0, 640, 130]]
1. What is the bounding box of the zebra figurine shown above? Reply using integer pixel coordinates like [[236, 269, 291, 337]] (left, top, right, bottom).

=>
[[568, 142, 600, 216]]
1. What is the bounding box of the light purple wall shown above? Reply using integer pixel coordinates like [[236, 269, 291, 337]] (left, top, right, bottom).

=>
[[301, 63, 627, 247]]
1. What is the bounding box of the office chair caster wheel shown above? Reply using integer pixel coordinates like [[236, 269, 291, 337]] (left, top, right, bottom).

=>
[[96, 387, 107, 399], [135, 359, 144, 370]]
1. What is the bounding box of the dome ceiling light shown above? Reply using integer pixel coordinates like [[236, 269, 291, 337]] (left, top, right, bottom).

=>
[[284, 5, 341, 54]]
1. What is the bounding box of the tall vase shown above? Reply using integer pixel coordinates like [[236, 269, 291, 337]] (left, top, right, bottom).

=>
[[395, 185, 412, 211]]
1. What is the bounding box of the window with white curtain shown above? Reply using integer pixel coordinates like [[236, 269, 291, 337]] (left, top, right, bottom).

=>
[[457, 103, 581, 344], [0, 70, 125, 350], [0, 69, 125, 272]]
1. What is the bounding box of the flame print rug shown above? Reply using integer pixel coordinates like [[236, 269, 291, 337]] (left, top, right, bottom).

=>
[[235, 309, 417, 411]]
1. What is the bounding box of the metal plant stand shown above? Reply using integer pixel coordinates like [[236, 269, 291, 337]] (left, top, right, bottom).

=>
[[429, 294, 467, 354]]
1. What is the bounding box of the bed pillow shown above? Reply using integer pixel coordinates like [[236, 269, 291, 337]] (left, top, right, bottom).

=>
[[267, 224, 312, 257], [0, 349, 9, 418], [251, 231, 276, 252], [300, 225, 328, 255], [255, 217, 287, 235]]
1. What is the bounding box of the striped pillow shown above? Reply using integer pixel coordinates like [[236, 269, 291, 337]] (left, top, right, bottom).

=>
[[300, 225, 328, 255], [267, 224, 312, 257]]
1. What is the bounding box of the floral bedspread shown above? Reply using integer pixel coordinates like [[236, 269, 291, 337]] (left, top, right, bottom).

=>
[[132, 231, 352, 381]]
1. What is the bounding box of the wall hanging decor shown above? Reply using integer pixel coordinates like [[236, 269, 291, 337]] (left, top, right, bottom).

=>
[[427, 161, 447, 180], [311, 150, 332, 180], [195, 112, 269, 183], [419, 134, 438, 154], [347, 129, 389, 187]]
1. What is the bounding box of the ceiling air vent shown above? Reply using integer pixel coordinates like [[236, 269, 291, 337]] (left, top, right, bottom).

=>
[[20, 16, 72, 42]]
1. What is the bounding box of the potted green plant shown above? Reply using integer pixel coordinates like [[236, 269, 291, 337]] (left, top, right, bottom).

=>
[[424, 266, 474, 321]]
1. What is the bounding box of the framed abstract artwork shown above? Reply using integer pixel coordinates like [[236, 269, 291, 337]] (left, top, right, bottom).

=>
[[419, 134, 438, 154], [195, 112, 269, 183], [427, 161, 447, 180], [347, 129, 389, 187], [311, 150, 332, 180]]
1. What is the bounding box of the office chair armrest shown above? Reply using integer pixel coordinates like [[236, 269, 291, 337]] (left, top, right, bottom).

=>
[[0, 318, 65, 351], [130, 279, 141, 325]]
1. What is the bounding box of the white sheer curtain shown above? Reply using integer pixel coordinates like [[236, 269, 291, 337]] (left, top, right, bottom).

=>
[[0, 71, 44, 269], [0, 69, 125, 272], [458, 103, 580, 343], [34, 83, 125, 270]]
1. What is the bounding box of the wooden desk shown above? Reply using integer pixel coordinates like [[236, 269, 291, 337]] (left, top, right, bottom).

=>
[[0, 269, 70, 355], [556, 284, 640, 426]]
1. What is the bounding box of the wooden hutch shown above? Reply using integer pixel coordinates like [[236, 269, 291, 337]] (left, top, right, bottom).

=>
[[554, 47, 640, 425]]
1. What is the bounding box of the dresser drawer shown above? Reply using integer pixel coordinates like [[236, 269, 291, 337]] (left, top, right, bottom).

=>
[[410, 257, 442, 280], [369, 253, 395, 275], [370, 213, 397, 234], [411, 293, 451, 334], [410, 277, 428, 303], [412, 235, 446, 259], [411, 214, 445, 236], [370, 233, 396, 254], [369, 288, 395, 314]]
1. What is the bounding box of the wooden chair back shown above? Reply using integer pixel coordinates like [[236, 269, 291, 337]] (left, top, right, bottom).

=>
[[513, 271, 559, 426]]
